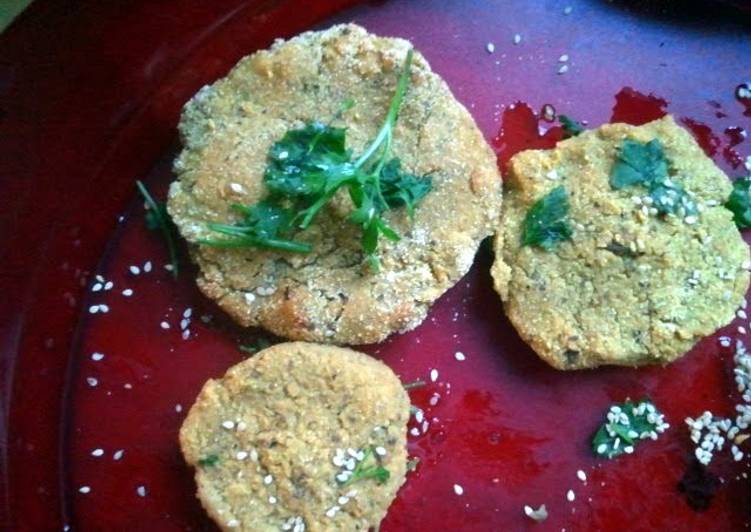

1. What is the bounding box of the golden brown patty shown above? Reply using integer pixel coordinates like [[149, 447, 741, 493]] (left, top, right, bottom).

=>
[[167, 23, 501, 344], [179, 342, 410, 532], [492, 116, 750, 370]]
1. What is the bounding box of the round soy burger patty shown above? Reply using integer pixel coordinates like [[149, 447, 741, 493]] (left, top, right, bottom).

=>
[[167, 23, 501, 344], [179, 342, 410, 532], [492, 116, 750, 370]]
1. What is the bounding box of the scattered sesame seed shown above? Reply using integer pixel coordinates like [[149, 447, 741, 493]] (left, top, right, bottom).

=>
[[79, 486, 91, 494], [564, 5, 573, 15], [104, 281, 114, 290], [375, 446, 387, 457], [182, 329, 190, 340], [129, 265, 140, 275], [524, 504, 548, 522], [86, 377, 98, 387], [91, 352, 104, 361], [410, 427, 420, 437], [264, 474, 273, 485], [576, 470, 587, 482], [175, 404, 183, 413], [486, 42, 495, 53], [91, 448, 104, 457], [89, 305, 99, 314], [566, 489, 575, 502], [237, 421, 247, 431], [230, 183, 244, 193], [98, 304, 109, 313], [222, 420, 235, 430], [513, 33, 522, 45], [269, 496, 277, 504], [92, 283, 103, 292], [430, 369, 439, 382], [338, 495, 350, 505], [559, 54, 569, 62], [454, 351, 466, 361], [160, 321, 170, 330], [227, 520, 239, 528], [143, 261, 153, 273], [415, 409, 424, 423], [236, 451, 248, 461], [122, 288, 133, 297], [113, 449, 124, 460], [558, 64, 569, 75], [325, 506, 340, 518], [183, 308, 193, 318], [136, 485, 147, 497], [453, 484, 464, 496], [429, 393, 440, 406]]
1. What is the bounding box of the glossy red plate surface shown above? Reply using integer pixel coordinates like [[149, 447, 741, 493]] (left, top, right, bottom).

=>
[[2, 1, 751, 530]]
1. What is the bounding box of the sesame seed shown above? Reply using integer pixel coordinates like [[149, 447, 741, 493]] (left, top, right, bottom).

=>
[[230, 183, 244, 193], [86, 377, 98, 387], [576, 470, 586, 482], [89, 305, 99, 314], [564, 5, 573, 15], [250, 449, 259, 462], [236, 421, 246, 431], [122, 288, 133, 297], [180, 318, 189, 330], [182, 329, 190, 340], [175, 404, 183, 413], [454, 351, 466, 361], [143, 261, 152, 273], [429, 393, 440, 406], [104, 281, 113, 290], [136, 485, 147, 497], [430, 369, 439, 382], [236, 451, 248, 461], [113, 449, 124, 460], [453, 484, 464, 495], [566, 489, 575, 502], [79, 486, 91, 494], [410, 427, 420, 437], [559, 54, 569, 62], [98, 304, 109, 313], [558, 64, 569, 75], [338, 495, 350, 505], [325, 506, 340, 518], [183, 308, 192, 318], [513, 33, 522, 45], [596, 443, 607, 454], [375, 446, 387, 457], [91, 352, 104, 361], [91, 448, 104, 457], [222, 420, 235, 430], [129, 265, 140, 275], [160, 321, 170, 330], [486, 42, 495, 53], [227, 520, 239, 528], [264, 474, 273, 485], [415, 409, 424, 423], [92, 283, 102, 292]]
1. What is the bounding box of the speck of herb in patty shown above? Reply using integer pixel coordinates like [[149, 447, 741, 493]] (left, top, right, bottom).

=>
[[200, 49, 432, 271], [406, 457, 421, 472], [341, 447, 390, 486], [521, 185, 573, 250], [198, 454, 220, 467], [559, 114, 584, 138], [609, 139, 697, 218], [136, 180, 180, 278], [592, 399, 669, 459], [725, 177, 751, 229]]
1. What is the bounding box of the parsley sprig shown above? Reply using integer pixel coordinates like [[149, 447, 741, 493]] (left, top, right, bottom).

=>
[[610, 139, 697, 218], [136, 180, 180, 277], [725, 177, 751, 229], [521, 185, 573, 250], [592, 399, 669, 459], [341, 447, 390, 486], [200, 49, 431, 271]]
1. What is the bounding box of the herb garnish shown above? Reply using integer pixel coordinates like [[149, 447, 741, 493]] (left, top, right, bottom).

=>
[[136, 180, 180, 277], [341, 447, 390, 486], [609, 139, 697, 217], [725, 177, 751, 229], [592, 399, 669, 459], [198, 454, 220, 467], [559, 115, 584, 138], [521, 185, 573, 250], [200, 49, 432, 271], [238, 337, 272, 355]]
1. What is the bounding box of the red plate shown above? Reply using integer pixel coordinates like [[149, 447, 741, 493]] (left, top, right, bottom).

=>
[[2, 1, 751, 530]]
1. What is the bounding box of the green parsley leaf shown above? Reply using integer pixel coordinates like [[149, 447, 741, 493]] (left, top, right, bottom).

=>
[[592, 399, 668, 459], [609, 139, 697, 217], [521, 185, 573, 250], [136, 180, 180, 277], [201, 49, 431, 269], [725, 177, 751, 229], [198, 454, 220, 467], [341, 447, 391, 486], [559, 115, 584, 138]]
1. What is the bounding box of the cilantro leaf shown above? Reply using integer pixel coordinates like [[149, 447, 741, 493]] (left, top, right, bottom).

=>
[[198, 454, 220, 467], [341, 447, 391, 486], [136, 180, 180, 277], [609, 139, 697, 217], [201, 49, 430, 269], [559, 115, 584, 138], [592, 399, 669, 459], [725, 177, 751, 229], [521, 185, 573, 250]]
